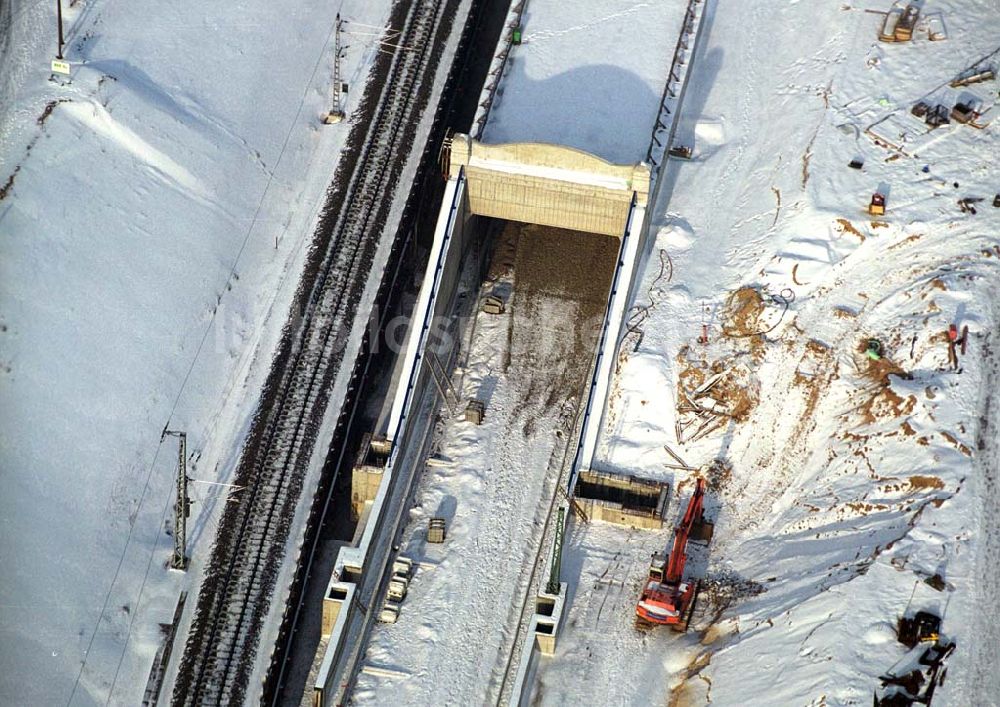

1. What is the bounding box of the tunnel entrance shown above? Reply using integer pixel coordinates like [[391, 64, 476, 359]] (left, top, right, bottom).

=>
[[444, 133, 649, 238]]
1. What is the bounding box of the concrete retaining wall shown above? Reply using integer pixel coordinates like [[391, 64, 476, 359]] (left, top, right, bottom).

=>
[[313, 172, 475, 705]]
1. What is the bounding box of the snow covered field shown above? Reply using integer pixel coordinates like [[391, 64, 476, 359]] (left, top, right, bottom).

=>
[[0, 1, 394, 704], [538, 0, 1000, 705], [483, 0, 685, 165]]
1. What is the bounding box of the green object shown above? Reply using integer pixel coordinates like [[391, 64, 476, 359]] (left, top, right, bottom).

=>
[[866, 338, 883, 360], [546, 507, 565, 595], [512, 27, 522, 45]]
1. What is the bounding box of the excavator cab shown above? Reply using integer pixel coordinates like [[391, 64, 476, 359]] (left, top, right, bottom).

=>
[[647, 553, 668, 583]]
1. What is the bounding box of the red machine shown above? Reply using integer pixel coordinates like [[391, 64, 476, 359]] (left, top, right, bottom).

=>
[[635, 477, 712, 631]]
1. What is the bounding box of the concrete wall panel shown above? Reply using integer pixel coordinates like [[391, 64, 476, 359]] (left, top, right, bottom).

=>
[[448, 134, 650, 237]]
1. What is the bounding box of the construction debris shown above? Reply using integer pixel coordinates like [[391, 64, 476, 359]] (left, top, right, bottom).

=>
[[668, 145, 693, 160], [879, 4, 920, 43], [958, 197, 982, 214], [950, 68, 995, 88]]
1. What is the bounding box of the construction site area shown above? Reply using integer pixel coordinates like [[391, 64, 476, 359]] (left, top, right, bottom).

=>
[[352, 219, 619, 704], [303, 0, 1000, 705], [4, 0, 998, 705]]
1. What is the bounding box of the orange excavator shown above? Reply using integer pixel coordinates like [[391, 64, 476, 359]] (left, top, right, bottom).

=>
[[635, 477, 712, 631]]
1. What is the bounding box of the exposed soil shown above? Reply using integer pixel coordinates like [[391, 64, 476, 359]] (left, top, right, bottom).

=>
[[508, 222, 619, 414], [721, 286, 765, 339], [835, 218, 864, 240]]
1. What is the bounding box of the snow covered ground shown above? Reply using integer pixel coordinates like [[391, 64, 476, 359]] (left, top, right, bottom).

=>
[[537, 0, 1000, 705], [0, 1, 395, 704], [482, 0, 685, 165]]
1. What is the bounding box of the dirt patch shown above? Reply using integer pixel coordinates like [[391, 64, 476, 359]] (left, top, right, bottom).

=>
[[835, 218, 864, 240], [806, 338, 830, 355], [941, 431, 972, 457], [860, 385, 917, 425], [857, 340, 907, 385], [0, 167, 17, 201], [669, 651, 712, 707], [722, 287, 765, 338], [890, 233, 923, 250], [507, 221, 617, 414], [704, 458, 733, 494], [909, 475, 945, 490]]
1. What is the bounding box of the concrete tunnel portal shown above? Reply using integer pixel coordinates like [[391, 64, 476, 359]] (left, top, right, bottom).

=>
[[444, 132, 650, 238]]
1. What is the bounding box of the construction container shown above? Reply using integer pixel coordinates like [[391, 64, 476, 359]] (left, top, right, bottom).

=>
[[950, 102, 976, 124], [512, 26, 522, 45], [392, 559, 412, 578], [926, 104, 950, 128], [465, 399, 485, 424], [427, 517, 447, 543], [387, 574, 409, 602], [894, 5, 919, 41], [377, 601, 401, 624], [482, 295, 504, 315], [869, 193, 886, 217]]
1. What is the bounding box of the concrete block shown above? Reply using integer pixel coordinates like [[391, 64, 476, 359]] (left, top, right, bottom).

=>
[[465, 399, 485, 424], [427, 517, 447, 543]]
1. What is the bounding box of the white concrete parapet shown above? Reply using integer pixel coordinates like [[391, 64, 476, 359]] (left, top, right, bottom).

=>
[[510, 582, 568, 706], [573, 197, 647, 483]]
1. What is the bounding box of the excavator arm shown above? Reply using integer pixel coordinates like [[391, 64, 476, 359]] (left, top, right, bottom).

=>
[[665, 477, 705, 584]]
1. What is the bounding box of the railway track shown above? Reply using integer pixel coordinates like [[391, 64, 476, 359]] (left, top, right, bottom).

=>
[[172, 0, 452, 703]]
